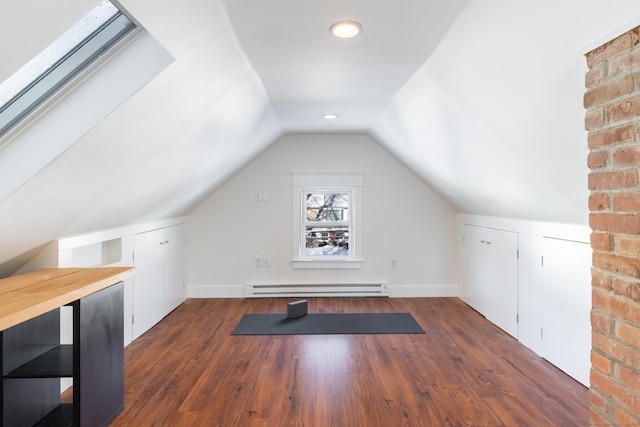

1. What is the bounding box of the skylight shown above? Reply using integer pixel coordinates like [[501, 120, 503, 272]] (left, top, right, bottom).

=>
[[0, 1, 137, 140]]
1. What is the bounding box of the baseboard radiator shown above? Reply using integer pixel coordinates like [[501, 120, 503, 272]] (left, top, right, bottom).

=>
[[244, 283, 389, 298]]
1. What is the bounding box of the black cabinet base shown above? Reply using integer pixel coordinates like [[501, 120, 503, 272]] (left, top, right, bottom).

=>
[[2, 282, 124, 427], [74, 282, 124, 426]]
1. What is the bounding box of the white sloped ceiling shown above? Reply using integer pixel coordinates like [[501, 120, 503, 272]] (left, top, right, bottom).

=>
[[372, 0, 640, 224], [0, 0, 281, 276]]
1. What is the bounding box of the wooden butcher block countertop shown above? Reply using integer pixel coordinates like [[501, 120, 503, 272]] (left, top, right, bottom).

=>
[[0, 267, 133, 331]]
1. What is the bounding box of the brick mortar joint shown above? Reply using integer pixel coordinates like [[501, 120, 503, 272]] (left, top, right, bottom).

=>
[[587, 72, 635, 90], [589, 207, 639, 216], [593, 248, 640, 262], [586, 116, 639, 134], [591, 269, 640, 310], [614, 316, 640, 331], [587, 139, 640, 149], [590, 212, 640, 218], [635, 72, 640, 91], [588, 162, 639, 173], [591, 374, 640, 406], [590, 91, 640, 111], [589, 391, 618, 425], [591, 264, 640, 285], [590, 346, 640, 390], [591, 367, 640, 397], [588, 406, 613, 427]]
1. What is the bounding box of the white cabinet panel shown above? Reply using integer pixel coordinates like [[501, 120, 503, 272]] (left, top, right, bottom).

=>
[[541, 238, 591, 386], [517, 234, 544, 354], [482, 228, 518, 338], [460, 225, 485, 311], [163, 224, 187, 314], [462, 225, 518, 338], [132, 229, 166, 339], [132, 224, 187, 340]]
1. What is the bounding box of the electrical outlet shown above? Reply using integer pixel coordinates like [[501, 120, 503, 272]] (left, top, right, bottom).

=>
[[254, 192, 262, 202], [390, 258, 397, 268], [263, 257, 271, 268], [255, 257, 262, 267]]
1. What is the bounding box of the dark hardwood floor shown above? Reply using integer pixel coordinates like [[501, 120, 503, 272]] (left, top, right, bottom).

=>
[[110, 297, 588, 426]]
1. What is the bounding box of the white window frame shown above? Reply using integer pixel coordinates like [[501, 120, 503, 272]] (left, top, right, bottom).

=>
[[292, 173, 363, 269]]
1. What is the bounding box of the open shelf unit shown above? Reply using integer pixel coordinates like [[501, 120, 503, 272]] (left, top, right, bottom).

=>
[[0, 268, 132, 427]]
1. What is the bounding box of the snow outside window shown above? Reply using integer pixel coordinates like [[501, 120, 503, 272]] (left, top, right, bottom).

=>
[[292, 174, 362, 269]]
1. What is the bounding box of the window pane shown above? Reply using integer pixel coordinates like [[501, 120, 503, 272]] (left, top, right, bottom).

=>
[[0, 1, 136, 139], [305, 193, 349, 222], [0, 1, 120, 107], [305, 226, 349, 256]]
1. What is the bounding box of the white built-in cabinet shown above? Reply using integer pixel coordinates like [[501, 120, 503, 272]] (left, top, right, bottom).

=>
[[16, 219, 189, 349], [460, 222, 591, 386], [461, 225, 518, 338], [132, 224, 187, 340], [540, 237, 591, 386]]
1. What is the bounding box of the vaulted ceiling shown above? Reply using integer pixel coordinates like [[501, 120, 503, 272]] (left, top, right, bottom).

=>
[[1, 0, 640, 276]]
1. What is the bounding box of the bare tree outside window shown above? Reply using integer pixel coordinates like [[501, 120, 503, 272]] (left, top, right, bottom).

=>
[[306, 193, 348, 221], [304, 193, 349, 255]]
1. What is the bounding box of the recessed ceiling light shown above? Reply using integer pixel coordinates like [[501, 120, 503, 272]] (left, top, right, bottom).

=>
[[323, 113, 339, 120], [330, 21, 362, 39]]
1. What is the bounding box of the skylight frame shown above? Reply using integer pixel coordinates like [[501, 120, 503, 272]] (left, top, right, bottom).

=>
[[0, 1, 138, 143]]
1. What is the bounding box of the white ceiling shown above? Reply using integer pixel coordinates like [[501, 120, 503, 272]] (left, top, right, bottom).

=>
[[1, 0, 640, 276], [222, 0, 469, 133]]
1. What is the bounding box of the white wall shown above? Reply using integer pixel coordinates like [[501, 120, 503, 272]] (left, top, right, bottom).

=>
[[188, 134, 458, 297]]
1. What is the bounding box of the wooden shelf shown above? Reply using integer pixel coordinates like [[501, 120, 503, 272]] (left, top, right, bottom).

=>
[[4, 345, 73, 378], [0, 267, 134, 331]]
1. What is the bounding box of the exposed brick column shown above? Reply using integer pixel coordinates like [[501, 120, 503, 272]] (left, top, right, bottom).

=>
[[585, 27, 640, 426]]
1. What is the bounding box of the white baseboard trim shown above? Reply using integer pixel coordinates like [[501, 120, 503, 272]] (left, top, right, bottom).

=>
[[390, 284, 458, 298], [189, 285, 244, 298], [189, 283, 458, 298]]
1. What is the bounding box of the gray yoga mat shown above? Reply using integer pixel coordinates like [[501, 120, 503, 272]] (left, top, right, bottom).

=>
[[231, 312, 425, 335]]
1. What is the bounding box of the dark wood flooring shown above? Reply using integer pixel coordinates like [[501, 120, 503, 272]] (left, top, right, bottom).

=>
[[109, 297, 588, 426]]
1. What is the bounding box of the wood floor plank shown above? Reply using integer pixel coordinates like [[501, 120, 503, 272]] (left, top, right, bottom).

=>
[[110, 297, 588, 426]]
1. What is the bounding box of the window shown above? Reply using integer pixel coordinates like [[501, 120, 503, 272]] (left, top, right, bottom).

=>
[[304, 192, 350, 256], [0, 1, 137, 142], [292, 174, 362, 269]]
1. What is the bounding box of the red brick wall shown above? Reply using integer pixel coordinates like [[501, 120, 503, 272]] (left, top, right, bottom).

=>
[[585, 27, 640, 426]]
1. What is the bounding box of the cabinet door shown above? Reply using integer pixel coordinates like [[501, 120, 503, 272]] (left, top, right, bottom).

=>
[[163, 224, 187, 314], [461, 225, 518, 338], [542, 237, 591, 386], [517, 234, 544, 354], [132, 229, 166, 340], [483, 227, 518, 338], [461, 225, 490, 314]]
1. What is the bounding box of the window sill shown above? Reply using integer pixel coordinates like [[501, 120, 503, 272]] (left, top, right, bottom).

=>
[[292, 259, 363, 270]]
